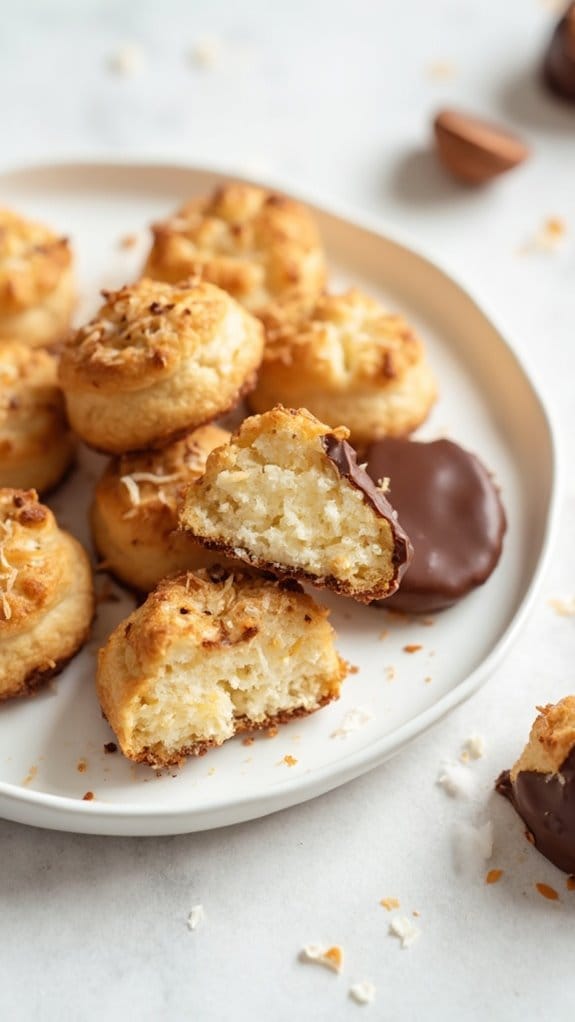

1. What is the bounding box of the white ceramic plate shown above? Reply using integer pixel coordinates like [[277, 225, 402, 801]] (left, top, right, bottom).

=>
[[0, 161, 558, 836]]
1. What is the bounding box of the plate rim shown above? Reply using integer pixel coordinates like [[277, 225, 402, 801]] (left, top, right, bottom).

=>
[[0, 158, 562, 832]]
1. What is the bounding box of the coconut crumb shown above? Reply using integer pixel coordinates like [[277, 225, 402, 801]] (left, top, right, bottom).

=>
[[385, 665, 396, 682], [331, 706, 374, 738], [189, 35, 223, 70], [389, 916, 420, 949], [118, 233, 139, 250], [380, 897, 400, 911], [437, 762, 477, 799], [77, 758, 88, 773], [403, 643, 422, 654], [536, 882, 559, 901], [485, 868, 503, 885], [548, 596, 575, 617], [349, 981, 376, 1005], [266, 726, 278, 739], [108, 44, 146, 77], [299, 944, 343, 973], [22, 765, 37, 786], [82, 791, 95, 801], [187, 904, 206, 930], [460, 734, 485, 762], [282, 754, 298, 767], [426, 60, 456, 80]]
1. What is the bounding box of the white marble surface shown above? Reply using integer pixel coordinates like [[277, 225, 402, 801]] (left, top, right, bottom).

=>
[[1, 1, 574, 1019]]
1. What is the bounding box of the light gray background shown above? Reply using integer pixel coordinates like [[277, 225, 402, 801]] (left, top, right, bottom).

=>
[[1, 2, 574, 1019]]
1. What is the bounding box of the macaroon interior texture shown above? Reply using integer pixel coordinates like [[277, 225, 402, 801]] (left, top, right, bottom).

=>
[[126, 604, 339, 760], [183, 430, 396, 590]]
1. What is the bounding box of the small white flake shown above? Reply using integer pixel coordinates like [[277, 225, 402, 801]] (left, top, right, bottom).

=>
[[189, 35, 223, 69], [331, 706, 374, 738], [436, 762, 477, 799], [460, 734, 485, 762], [108, 44, 146, 77], [349, 981, 376, 1005], [299, 943, 343, 973], [452, 819, 493, 876], [389, 916, 420, 949], [187, 904, 205, 931]]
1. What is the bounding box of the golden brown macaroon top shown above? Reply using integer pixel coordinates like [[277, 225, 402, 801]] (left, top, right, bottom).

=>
[[107, 567, 337, 673], [0, 488, 69, 628], [0, 342, 65, 431], [97, 424, 230, 539], [261, 289, 423, 388], [0, 208, 72, 314], [510, 697, 575, 781], [144, 183, 326, 312], [58, 277, 257, 394]]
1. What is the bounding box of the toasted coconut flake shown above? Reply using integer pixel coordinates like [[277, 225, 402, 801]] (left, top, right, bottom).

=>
[[120, 475, 140, 506]]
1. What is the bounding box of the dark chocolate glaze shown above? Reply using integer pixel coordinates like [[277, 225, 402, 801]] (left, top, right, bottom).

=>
[[496, 746, 575, 874], [320, 434, 412, 594], [363, 437, 506, 613], [543, 4, 575, 102]]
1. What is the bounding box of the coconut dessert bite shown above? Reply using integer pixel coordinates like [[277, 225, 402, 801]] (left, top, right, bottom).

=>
[[179, 406, 412, 603], [143, 182, 326, 316], [97, 568, 346, 766], [0, 488, 94, 701], [0, 342, 74, 493], [0, 207, 74, 348], [91, 424, 231, 592], [250, 289, 437, 445], [58, 278, 264, 454], [497, 698, 575, 874]]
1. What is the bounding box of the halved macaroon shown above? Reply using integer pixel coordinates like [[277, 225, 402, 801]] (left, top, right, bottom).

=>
[[178, 406, 412, 603], [97, 567, 346, 766]]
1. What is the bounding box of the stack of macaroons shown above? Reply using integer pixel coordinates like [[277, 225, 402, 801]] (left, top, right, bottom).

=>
[[0, 182, 508, 775]]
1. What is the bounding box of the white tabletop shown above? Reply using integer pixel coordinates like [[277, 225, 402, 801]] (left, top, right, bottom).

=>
[[2, 2, 574, 1019]]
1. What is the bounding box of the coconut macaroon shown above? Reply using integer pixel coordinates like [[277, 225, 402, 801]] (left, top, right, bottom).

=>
[[0, 488, 94, 700], [97, 568, 346, 766], [0, 207, 74, 348], [250, 289, 437, 445], [0, 342, 74, 493], [91, 424, 231, 592], [179, 407, 412, 603], [58, 278, 264, 455], [496, 698, 575, 875], [143, 183, 326, 317]]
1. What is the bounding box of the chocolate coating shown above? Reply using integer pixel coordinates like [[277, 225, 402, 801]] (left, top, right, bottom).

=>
[[320, 433, 413, 593], [363, 437, 506, 613], [543, 3, 575, 102], [496, 747, 575, 874]]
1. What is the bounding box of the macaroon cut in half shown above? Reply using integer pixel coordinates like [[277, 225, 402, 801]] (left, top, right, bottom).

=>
[[0, 488, 94, 700], [97, 567, 347, 767], [179, 406, 412, 604], [58, 277, 264, 455]]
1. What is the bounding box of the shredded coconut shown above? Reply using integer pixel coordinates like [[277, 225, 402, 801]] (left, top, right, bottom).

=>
[[460, 734, 485, 761], [349, 981, 376, 1005], [299, 944, 344, 973], [129, 471, 182, 485], [437, 761, 477, 799], [389, 916, 421, 949], [548, 596, 575, 617], [119, 475, 141, 505], [187, 904, 205, 931], [108, 43, 146, 77], [331, 706, 374, 738], [189, 35, 224, 69]]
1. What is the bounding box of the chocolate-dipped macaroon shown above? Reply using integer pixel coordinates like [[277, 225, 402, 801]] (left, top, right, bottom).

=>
[[543, 3, 575, 103], [363, 437, 506, 613], [496, 698, 575, 874]]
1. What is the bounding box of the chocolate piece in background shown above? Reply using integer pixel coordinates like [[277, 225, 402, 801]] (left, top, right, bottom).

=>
[[320, 433, 412, 593], [544, 3, 575, 102], [363, 437, 506, 614], [496, 746, 575, 874], [433, 109, 530, 185]]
